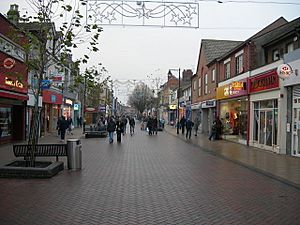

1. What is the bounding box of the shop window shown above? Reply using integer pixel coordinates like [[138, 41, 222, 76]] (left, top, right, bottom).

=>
[[253, 109, 259, 141], [260, 100, 274, 109], [274, 109, 278, 145], [0, 107, 12, 138]]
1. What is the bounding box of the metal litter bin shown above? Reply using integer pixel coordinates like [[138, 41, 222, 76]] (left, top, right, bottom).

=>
[[67, 139, 82, 170]]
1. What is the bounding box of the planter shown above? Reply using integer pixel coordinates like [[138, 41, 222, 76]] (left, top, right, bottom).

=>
[[0, 160, 64, 178]]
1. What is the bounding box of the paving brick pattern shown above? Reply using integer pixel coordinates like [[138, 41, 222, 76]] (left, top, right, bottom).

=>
[[0, 130, 300, 225]]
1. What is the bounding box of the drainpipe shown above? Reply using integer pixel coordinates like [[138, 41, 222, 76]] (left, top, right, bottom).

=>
[[246, 42, 251, 146]]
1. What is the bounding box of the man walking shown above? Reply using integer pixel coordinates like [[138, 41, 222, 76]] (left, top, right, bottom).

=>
[[107, 117, 116, 143], [185, 119, 194, 139], [180, 116, 186, 134], [59, 116, 68, 142]]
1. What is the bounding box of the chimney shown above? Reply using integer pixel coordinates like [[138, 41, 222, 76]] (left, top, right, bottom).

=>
[[7, 4, 20, 25]]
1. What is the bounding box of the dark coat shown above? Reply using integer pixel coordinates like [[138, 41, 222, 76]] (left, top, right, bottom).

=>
[[186, 120, 194, 129], [59, 119, 68, 131], [107, 120, 116, 132]]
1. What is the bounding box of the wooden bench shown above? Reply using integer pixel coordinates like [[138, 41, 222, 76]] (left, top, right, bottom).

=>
[[13, 144, 68, 161]]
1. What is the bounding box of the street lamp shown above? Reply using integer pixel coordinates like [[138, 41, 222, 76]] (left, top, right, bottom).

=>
[[168, 68, 181, 134]]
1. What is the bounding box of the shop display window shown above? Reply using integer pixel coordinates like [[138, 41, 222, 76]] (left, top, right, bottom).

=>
[[0, 107, 12, 138], [220, 99, 248, 140]]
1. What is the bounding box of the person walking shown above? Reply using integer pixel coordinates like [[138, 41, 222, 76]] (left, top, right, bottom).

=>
[[59, 116, 68, 142], [194, 117, 200, 136], [147, 116, 153, 135], [185, 119, 194, 139], [121, 115, 127, 135], [116, 118, 124, 143], [208, 120, 217, 141], [107, 117, 116, 143], [152, 116, 158, 135], [56, 117, 62, 136], [67, 116, 73, 135], [129, 117, 135, 136], [179, 116, 186, 134]]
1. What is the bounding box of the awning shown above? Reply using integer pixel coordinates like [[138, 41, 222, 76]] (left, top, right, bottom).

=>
[[0, 89, 28, 101]]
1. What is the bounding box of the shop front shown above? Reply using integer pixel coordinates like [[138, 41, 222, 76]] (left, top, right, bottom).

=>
[[217, 79, 248, 145], [201, 100, 216, 135], [283, 49, 300, 157], [168, 104, 177, 125], [249, 69, 280, 152], [42, 89, 62, 134], [0, 54, 28, 144]]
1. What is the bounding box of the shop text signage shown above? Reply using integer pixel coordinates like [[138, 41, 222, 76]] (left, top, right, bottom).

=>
[[216, 79, 247, 100], [249, 70, 279, 93], [4, 77, 24, 88], [201, 100, 216, 108]]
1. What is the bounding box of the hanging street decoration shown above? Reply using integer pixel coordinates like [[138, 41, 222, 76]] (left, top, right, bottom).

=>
[[87, 0, 199, 28]]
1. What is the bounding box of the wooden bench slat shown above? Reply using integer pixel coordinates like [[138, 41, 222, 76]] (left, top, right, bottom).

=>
[[13, 144, 68, 160]]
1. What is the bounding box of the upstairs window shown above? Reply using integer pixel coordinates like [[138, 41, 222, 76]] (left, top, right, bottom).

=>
[[193, 80, 196, 91], [198, 77, 201, 96], [287, 43, 294, 53], [204, 74, 208, 95], [272, 49, 280, 61], [212, 69, 216, 82], [225, 62, 230, 79], [235, 54, 243, 74]]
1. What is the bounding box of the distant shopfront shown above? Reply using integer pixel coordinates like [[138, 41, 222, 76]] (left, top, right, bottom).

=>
[[216, 79, 248, 145], [42, 89, 62, 133]]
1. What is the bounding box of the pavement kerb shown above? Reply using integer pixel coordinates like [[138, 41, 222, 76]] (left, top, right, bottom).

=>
[[164, 127, 300, 191]]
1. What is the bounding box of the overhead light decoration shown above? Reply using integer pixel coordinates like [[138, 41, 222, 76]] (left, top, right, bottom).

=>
[[87, 0, 199, 28]]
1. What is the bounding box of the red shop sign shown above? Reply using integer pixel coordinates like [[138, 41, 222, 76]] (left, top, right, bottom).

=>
[[249, 70, 279, 93], [42, 90, 63, 104]]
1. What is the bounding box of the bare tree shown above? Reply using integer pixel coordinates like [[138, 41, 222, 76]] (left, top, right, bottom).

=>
[[8, 0, 103, 166], [128, 83, 155, 115]]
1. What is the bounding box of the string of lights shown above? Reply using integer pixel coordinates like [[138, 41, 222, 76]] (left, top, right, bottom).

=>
[[197, 0, 300, 5]]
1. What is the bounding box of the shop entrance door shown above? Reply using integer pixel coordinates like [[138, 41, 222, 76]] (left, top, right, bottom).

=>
[[292, 108, 300, 157], [259, 110, 273, 148]]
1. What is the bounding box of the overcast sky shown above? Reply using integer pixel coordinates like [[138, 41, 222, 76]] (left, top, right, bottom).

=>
[[0, 0, 299, 104]]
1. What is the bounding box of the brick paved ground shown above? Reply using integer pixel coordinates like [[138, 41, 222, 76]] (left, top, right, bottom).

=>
[[0, 129, 300, 224]]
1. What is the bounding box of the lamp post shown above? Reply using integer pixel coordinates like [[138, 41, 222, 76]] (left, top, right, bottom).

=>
[[168, 68, 181, 134]]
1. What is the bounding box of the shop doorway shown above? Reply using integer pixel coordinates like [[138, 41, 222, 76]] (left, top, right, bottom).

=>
[[259, 110, 274, 147], [292, 108, 300, 157]]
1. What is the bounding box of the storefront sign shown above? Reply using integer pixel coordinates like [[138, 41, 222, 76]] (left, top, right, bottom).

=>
[[85, 107, 97, 112], [4, 77, 24, 88], [74, 104, 79, 110], [202, 100, 216, 108], [41, 80, 51, 90], [65, 99, 73, 105], [249, 70, 279, 93], [3, 58, 15, 69], [42, 90, 63, 104], [169, 105, 177, 110], [216, 79, 247, 100], [277, 64, 292, 80]]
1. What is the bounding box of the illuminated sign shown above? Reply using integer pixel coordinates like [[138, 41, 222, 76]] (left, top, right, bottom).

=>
[[65, 99, 73, 105], [231, 81, 244, 91], [216, 79, 247, 100], [5, 77, 24, 88], [277, 64, 292, 79], [74, 104, 79, 110], [169, 104, 177, 110], [3, 58, 15, 69]]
